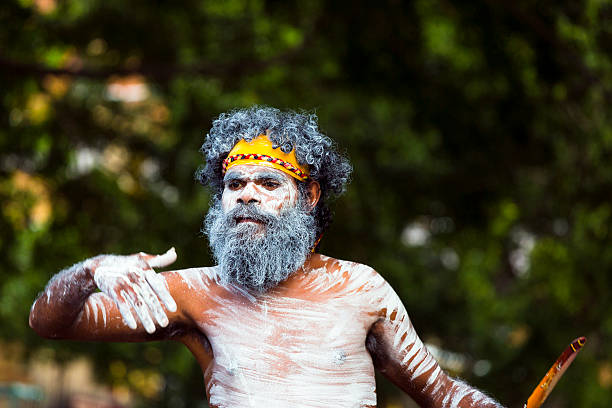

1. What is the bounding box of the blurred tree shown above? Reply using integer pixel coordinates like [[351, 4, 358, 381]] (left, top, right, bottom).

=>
[[2, 0, 612, 406]]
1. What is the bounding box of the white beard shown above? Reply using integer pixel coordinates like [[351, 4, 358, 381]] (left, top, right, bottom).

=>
[[203, 197, 316, 292]]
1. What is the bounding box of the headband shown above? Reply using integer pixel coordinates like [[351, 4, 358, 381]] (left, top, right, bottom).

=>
[[222, 134, 309, 181]]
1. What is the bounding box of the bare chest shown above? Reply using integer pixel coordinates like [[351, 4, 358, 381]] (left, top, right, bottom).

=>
[[196, 293, 377, 408]]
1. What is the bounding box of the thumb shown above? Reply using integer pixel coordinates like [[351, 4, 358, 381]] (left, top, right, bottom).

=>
[[143, 247, 177, 268]]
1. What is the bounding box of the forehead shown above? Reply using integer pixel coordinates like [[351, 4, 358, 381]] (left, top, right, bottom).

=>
[[223, 164, 295, 183]]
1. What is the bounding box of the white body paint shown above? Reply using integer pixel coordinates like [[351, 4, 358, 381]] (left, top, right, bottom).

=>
[[30, 162, 501, 407], [152, 258, 501, 408], [35, 249, 501, 407], [86, 295, 108, 326], [168, 264, 377, 407]]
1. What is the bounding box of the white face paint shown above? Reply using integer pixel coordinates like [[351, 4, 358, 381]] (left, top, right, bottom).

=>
[[221, 165, 299, 218]]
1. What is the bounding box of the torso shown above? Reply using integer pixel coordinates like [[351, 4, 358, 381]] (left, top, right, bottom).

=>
[[167, 254, 389, 408]]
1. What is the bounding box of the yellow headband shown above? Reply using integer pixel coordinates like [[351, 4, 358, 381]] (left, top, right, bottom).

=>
[[222, 134, 309, 181]]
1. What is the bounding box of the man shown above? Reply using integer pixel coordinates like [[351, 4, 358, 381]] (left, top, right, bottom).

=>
[[30, 107, 504, 407]]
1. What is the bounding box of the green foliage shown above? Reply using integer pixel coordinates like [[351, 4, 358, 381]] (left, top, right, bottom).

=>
[[2, 0, 612, 406]]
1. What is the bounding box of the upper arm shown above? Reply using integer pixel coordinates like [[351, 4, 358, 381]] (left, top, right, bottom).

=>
[[364, 275, 503, 407], [364, 278, 446, 405]]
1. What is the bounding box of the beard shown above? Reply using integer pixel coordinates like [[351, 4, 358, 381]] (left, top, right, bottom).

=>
[[203, 196, 317, 292]]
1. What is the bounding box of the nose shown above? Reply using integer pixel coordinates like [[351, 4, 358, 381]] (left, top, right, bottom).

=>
[[237, 182, 260, 205]]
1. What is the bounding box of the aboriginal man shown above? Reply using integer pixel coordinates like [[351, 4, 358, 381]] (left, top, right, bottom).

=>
[[30, 107, 505, 407]]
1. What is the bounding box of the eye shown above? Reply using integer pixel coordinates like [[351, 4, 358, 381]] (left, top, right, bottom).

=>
[[226, 180, 243, 190], [262, 180, 281, 190]]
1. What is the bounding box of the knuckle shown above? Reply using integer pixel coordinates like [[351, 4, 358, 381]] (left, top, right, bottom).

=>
[[126, 270, 142, 281], [132, 253, 147, 265]]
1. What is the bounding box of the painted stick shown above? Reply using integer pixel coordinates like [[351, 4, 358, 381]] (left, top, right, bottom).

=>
[[523, 336, 586, 408]]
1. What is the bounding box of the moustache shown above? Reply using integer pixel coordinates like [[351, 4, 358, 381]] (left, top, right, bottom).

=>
[[225, 204, 278, 227]]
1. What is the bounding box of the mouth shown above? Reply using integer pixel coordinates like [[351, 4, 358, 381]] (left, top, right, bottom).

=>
[[235, 217, 262, 224]]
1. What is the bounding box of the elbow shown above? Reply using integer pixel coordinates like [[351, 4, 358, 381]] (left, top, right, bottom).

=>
[[29, 314, 49, 338], [28, 310, 53, 339], [29, 299, 65, 339], [29, 317, 65, 339], [28, 299, 43, 334]]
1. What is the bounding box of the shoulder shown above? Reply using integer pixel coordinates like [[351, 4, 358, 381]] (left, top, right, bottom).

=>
[[312, 253, 376, 274], [159, 267, 224, 321], [310, 255, 406, 322], [305, 254, 389, 295], [161, 266, 220, 292]]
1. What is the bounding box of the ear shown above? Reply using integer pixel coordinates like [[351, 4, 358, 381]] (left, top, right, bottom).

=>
[[304, 180, 321, 212]]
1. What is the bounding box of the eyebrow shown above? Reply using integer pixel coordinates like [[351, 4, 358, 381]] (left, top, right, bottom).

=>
[[223, 171, 287, 184]]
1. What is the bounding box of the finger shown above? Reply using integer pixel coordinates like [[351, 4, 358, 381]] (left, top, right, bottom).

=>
[[132, 269, 169, 327], [142, 247, 177, 269], [93, 266, 119, 293], [93, 267, 138, 329], [123, 285, 157, 334], [114, 290, 138, 330], [144, 269, 177, 312]]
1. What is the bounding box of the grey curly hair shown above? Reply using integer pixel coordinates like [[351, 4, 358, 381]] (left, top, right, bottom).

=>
[[196, 106, 352, 240]]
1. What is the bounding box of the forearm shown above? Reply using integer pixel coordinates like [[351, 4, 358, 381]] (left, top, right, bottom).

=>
[[427, 375, 504, 408], [376, 347, 504, 408], [29, 259, 98, 338], [30, 248, 179, 339], [365, 274, 505, 408]]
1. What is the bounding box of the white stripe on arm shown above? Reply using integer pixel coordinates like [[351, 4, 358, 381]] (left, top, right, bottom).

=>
[[367, 274, 504, 407]]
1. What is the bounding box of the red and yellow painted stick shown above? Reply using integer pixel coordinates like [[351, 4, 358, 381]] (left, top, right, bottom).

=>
[[524, 336, 586, 408]]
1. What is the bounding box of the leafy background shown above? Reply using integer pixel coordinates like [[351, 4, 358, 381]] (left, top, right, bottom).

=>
[[1, 0, 612, 406]]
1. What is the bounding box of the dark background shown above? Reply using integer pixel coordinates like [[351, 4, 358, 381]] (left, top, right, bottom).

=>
[[1, 0, 611, 406]]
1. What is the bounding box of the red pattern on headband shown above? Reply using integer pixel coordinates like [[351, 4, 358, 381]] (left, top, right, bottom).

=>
[[222, 153, 309, 180]]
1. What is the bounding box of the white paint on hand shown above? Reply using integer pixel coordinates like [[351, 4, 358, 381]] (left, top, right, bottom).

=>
[[146, 247, 177, 268], [90, 252, 177, 333]]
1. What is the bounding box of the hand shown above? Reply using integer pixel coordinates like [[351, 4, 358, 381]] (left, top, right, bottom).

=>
[[84, 248, 178, 333]]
